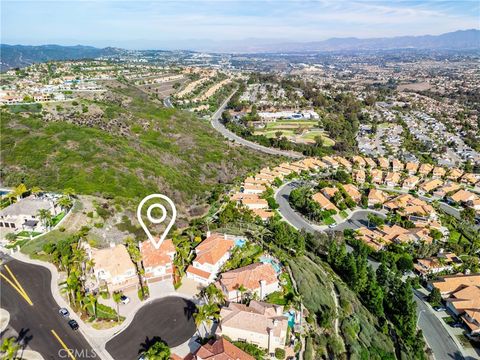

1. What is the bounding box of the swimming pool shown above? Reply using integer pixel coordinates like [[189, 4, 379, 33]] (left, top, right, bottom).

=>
[[284, 310, 295, 328], [260, 256, 282, 274], [235, 238, 246, 247]]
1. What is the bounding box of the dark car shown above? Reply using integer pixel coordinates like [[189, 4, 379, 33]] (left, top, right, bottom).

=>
[[451, 322, 463, 328], [68, 319, 79, 330]]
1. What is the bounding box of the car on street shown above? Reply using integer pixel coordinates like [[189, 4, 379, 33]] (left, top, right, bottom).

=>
[[433, 306, 447, 312], [451, 322, 463, 328], [68, 319, 79, 330], [59, 308, 70, 317], [120, 295, 130, 304]]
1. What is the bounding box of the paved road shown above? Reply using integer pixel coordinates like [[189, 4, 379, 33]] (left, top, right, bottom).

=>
[[414, 291, 464, 360], [163, 96, 173, 108], [106, 296, 196, 360], [0, 253, 96, 360], [275, 181, 467, 359], [210, 91, 303, 159]]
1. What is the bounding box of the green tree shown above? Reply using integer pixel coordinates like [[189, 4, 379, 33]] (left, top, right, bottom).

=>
[[460, 207, 476, 224], [37, 208, 52, 229], [113, 291, 123, 322], [194, 303, 220, 337], [126, 237, 146, 300], [428, 287, 442, 306], [58, 196, 73, 211], [144, 340, 171, 360], [83, 293, 98, 319], [1, 337, 20, 360]]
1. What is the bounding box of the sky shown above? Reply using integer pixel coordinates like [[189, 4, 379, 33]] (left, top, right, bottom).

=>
[[1, 0, 479, 50]]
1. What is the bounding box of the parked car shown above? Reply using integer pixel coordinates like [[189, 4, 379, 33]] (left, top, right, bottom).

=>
[[68, 319, 79, 330], [120, 295, 130, 304], [59, 308, 70, 317], [433, 306, 446, 312], [451, 322, 463, 328]]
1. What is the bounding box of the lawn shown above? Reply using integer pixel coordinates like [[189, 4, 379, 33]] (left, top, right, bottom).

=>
[[323, 216, 336, 225], [16, 231, 43, 238], [339, 210, 349, 219], [51, 211, 66, 226]]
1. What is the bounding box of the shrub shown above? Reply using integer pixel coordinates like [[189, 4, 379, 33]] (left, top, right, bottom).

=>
[[274, 348, 285, 359]]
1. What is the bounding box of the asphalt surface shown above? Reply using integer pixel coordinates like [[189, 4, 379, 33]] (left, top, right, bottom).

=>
[[414, 292, 464, 360], [105, 296, 196, 360], [210, 91, 303, 159], [275, 181, 465, 359], [0, 253, 96, 360]]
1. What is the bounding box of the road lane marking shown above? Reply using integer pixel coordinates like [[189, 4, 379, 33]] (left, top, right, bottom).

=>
[[51, 329, 76, 360], [4, 265, 31, 299], [0, 267, 34, 306]]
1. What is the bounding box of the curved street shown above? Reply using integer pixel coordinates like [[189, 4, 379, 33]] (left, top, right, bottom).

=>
[[210, 91, 304, 159], [0, 253, 97, 360], [105, 296, 197, 360]]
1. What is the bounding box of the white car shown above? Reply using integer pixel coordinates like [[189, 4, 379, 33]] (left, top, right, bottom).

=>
[[120, 295, 130, 304]]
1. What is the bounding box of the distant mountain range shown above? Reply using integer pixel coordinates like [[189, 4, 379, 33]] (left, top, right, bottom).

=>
[[197, 29, 480, 53], [0, 44, 123, 71], [1, 29, 479, 71]]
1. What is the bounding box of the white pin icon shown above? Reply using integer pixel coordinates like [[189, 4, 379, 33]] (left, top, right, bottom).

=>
[[137, 194, 177, 249]]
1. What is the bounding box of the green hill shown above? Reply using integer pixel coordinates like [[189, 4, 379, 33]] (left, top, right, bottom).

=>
[[0, 84, 269, 217]]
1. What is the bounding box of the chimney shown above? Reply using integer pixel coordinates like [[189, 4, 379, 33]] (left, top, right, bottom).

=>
[[259, 279, 266, 299]]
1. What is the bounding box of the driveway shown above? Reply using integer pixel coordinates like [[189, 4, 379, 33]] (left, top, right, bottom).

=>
[[105, 296, 197, 360]]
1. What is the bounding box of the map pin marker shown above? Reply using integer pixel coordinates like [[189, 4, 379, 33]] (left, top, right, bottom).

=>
[[137, 194, 177, 249]]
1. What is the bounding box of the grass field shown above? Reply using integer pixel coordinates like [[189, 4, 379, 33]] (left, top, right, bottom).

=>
[[254, 120, 334, 146], [1, 84, 270, 216]]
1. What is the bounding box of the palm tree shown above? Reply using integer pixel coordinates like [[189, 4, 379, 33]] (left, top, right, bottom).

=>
[[236, 284, 247, 303], [144, 341, 170, 360], [126, 237, 146, 299], [1, 337, 20, 360], [13, 183, 27, 201], [194, 303, 220, 338], [63, 187, 76, 200], [37, 208, 52, 229], [30, 186, 42, 197], [202, 283, 226, 305], [203, 217, 213, 233], [112, 292, 122, 322], [58, 196, 73, 212], [83, 293, 97, 319]]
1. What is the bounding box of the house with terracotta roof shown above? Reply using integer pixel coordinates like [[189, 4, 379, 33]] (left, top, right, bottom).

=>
[[402, 176, 420, 190], [446, 168, 464, 181], [241, 196, 269, 210], [418, 163, 434, 177], [432, 167, 446, 179], [186, 233, 235, 285], [354, 169, 366, 184], [252, 209, 274, 221], [392, 159, 404, 172], [140, 238, 175, 284], [367, 189, 388, 207], [343, 184, 361, 203], [430, 274, 480, 335], [192, 337, 254, 360], [405, 162, 419, 175], [449, 189, 477, 204], [321, 187, 338, 200], [418, 179, 443, 195], [312, 192, 338, 212], [433, 183, 461, 199], [217, 301, 289, 353], [87, 243, 137, 293], [378, 157, 389, 170], [242, 184, 267, 195], [461, 173, 480, 186], [370, 169, 383, 184], [384, 172, 401, 187], [335, 156, 352, 170], [321, 156, 339, 168], [216, 263, 279, 302], [352, 156, 366, 168], [364, 157, 377, 169], [414, 251, 462, 277]]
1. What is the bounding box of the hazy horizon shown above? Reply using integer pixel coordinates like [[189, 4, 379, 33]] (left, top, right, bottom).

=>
[[2, 1, 479, 50]]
